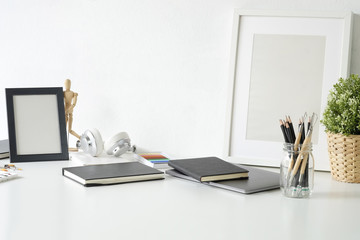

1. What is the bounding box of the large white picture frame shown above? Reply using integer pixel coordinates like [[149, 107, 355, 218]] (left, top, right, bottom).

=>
[[224, 10, 353, 170]]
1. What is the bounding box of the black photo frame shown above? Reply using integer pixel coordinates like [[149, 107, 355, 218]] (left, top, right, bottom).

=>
[[6, 87, 69, 162]]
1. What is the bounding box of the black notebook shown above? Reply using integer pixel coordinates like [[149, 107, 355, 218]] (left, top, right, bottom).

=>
[[168, 157, 248, 182], [62, 162, 164, 186]]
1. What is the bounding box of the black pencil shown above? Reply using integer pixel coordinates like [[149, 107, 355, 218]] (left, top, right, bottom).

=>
[[285, 122, 294, 143], [287, 116, 296, 144], [301, 121, 305, 144], [279, 120, 289, 143]]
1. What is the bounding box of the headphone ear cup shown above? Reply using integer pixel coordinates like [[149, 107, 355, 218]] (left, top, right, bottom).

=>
[[104, 132, 131, 157], [91, 128, 104, 156], [79, 128, 104, 157]]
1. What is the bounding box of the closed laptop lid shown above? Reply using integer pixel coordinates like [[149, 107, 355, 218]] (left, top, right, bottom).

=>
[[167, 164, 279, 194]]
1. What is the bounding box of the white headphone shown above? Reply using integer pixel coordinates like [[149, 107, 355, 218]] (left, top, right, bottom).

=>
[[76, 129, 134, 157]]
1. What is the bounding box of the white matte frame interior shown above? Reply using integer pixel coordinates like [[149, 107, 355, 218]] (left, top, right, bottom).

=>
[[224, 10, 353, 170], [13, 95, 62, 155]]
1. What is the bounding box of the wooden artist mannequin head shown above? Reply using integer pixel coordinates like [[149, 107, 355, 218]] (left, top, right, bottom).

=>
[[64, 79, 80, 139]]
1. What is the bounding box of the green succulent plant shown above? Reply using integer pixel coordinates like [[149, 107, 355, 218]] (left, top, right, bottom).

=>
[[321, 74, 360, 135]]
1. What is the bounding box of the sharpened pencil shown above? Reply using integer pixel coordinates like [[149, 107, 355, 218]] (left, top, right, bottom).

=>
[[287, 116, 296, 144], [285, 122, 294, 143], [279, 120, 289, 143]]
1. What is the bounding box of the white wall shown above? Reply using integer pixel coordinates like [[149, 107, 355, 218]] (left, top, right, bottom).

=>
[[1, 0, 360, 159]]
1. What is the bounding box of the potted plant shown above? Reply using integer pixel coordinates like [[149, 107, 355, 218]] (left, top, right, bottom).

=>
[[321, 74, 360, 183]]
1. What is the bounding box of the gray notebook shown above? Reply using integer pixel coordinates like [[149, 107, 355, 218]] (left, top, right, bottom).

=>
[[166, 164, 279, 194], [63, 162, 164, 187], [0, 139, 10, 159]]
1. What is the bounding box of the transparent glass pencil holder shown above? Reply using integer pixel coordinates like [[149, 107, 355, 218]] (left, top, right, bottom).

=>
[[280, 143, 314, 198]]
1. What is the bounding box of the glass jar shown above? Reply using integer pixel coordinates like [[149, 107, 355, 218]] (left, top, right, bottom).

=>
[[280, 143, 314, 198]]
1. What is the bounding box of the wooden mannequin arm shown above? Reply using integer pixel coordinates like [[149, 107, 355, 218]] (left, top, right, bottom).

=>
[[72, 93, 78, 107]]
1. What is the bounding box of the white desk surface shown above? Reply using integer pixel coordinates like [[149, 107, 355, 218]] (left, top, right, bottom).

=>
[[1, 153, 360, 240]]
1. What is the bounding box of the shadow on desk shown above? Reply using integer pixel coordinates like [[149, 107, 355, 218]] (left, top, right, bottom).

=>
[[311, 191, 360, 199]]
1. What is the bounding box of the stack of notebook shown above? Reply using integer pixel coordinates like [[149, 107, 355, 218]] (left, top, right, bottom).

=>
[[135, 152, 170, 169], [167, 157, 280, 194], [0, 139, 10, 159], [168, 157, 249, 182]]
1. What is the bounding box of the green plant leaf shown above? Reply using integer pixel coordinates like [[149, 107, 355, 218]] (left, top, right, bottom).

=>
[[320, 74, 360, 135]]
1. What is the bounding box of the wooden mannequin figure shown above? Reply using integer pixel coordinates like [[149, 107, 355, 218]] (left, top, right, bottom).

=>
[[64, 79, 80, 150]]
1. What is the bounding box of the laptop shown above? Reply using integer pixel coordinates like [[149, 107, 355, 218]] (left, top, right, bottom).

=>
[[166, 164, 280, 194]]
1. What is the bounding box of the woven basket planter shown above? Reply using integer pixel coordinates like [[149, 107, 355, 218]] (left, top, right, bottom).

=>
[[327, 133, 360, 183]]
